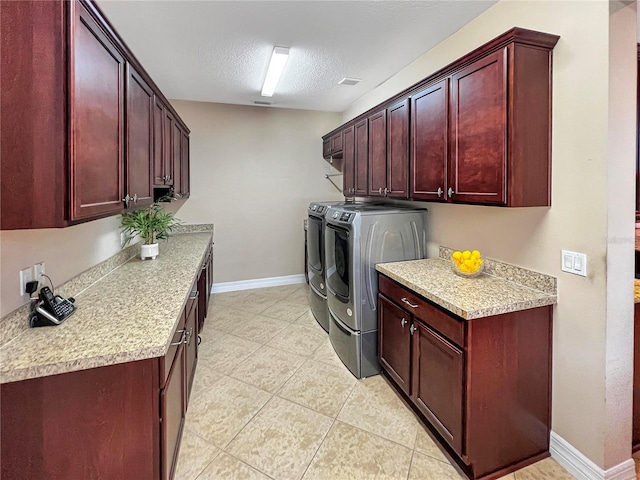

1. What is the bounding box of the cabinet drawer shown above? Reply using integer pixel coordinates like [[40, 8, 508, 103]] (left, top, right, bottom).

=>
[[378, 274, 464, 347], [160, 311, 186, 389]]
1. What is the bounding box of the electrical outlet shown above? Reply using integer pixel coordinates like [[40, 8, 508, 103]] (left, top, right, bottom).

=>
[[19, 267, 34, 296], [34, 262, 45, 280], [561, 250, 587, 277]]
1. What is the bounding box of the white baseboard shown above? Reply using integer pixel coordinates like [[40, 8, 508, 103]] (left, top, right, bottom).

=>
[[212, 274, 306, 293], [550, 431, 635, 480]]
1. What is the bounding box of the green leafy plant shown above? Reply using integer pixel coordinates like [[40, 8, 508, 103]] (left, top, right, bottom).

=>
[[120, 197, 181, 246]]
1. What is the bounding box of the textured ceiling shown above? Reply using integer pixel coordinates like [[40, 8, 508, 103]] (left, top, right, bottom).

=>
[[98, 1, 496, 112]]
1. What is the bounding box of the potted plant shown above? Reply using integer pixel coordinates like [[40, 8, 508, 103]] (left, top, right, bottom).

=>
[[120, 197, 181, 260]]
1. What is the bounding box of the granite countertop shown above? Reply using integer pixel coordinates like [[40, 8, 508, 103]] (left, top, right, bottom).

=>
[[376, 259, 557, 320], [0, 233, 212, 384]]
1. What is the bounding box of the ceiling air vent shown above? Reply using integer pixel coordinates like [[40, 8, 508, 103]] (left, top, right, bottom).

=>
[[254, 100, 272, 106], [338, 77, 362, 86]]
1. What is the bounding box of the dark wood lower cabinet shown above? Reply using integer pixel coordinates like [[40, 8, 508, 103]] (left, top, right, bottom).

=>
[[1, 359, 159, 480], [197, 244, 214, 333], [378, 294, 412, 396], [378, 273, 552, 480], [633, 302, 640, 450], [162, 342, 185, 480], [412, 320, 464, 455], [1, 284, 202, 480]]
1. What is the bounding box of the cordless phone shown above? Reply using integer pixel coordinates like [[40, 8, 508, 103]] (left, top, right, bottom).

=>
[[30, 286, 77, 327]]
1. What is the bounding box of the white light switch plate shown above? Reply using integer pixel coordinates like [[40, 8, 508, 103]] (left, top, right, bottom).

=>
[[561, 250, 587, 277]]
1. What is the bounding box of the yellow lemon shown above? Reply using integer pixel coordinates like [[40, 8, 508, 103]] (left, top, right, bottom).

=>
[[472, 250, 481, 259], [462, 250, 471, 260], [452, 251, 462, 261]]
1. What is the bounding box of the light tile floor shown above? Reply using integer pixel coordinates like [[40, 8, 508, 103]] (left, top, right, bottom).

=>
[[176, 284, 577, 480]]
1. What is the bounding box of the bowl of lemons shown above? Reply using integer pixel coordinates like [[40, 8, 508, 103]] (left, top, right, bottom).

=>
[[451, 249, 484, 278]]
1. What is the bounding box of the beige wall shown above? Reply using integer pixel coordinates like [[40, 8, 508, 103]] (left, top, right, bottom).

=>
[[0, 104, 341, 316], [169, 101, 343, 285], [343, 0, 636, 470], [0, 216, 123, 317]]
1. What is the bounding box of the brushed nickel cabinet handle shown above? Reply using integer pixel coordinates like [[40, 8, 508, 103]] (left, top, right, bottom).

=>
[[400, 318, 407, 327], [447, 187, 454, 197], [437, 187, 443, 197], [410, 324, 417, 335], [171, 329, 186, 346], [401, 297, 418, 308]]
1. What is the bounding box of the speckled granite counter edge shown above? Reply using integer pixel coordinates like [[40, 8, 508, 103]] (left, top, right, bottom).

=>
[[0, 345, 167, 384], [0, 225, 213, 349], [377, 265, 557, 320], [439, 246, 557, 295]]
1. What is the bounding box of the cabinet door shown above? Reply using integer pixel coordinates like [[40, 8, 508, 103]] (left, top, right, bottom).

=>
[[172, 123, 182, 195], [163, 110, 174, 186], [368, 109, 387, 196], [354, 119, 369, 196], [330, 131, 343, 153], [387, 99, 409, 199], [450, 49, 507, 204], [378, 295, 412, 396], [184, 298, 198, 407], [411, 80, 448, 201], [412, 320, 464, 455], [634, 303, 640, 447], [342, 126, 355, 196], [181, 132, 190, 198], [153, 97, 166, 185], [71, 2, 125, 221], [126, 65, 153, 208], [161, 342, 185, 480], [322, 138, 331, 158]]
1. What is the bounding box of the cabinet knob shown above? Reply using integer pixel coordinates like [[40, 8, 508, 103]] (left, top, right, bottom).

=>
[[384, 187, 389, 196], [437, 187, 443, 197], [378, 187, 383, 194], [122, 194, 131, 208], [400, 318, 407, 327], [351, 188, 355, 194], [447, 187, 454, 197], [167, 175, 171, 182], [410, 324, 417, 335], [132, 194, 138, 204]]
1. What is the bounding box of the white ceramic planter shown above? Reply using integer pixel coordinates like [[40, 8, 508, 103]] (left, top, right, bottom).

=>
[[141, 243, 159, 260]]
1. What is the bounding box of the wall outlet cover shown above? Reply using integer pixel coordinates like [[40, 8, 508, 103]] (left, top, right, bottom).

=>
[[20, 267, 34, 296]]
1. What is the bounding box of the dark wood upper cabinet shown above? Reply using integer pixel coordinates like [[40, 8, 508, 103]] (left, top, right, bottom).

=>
[[342, 126, 355, 196], [354, 119, 369, 196], [163, 110, 175, 186], [411, 80, 448, 201], [181, 132, 191, 198], [450, 49, 507, 205], [153, 97, 168, 186], [321, 28, 558, 207], [71, 1, 125, 221], [386, 99, 410, 198], [0, 0, 190, 230], [172, 122, 182, 192], [126, 64, 154, 208], [368, 109, 387, 196], [322, 139, 331, 159]]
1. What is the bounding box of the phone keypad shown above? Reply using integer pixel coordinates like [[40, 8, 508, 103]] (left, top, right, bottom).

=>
[[53, 298, 75, 319]]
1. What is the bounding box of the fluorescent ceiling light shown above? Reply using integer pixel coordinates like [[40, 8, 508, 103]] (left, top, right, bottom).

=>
[[261, 46, 289, 97]]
